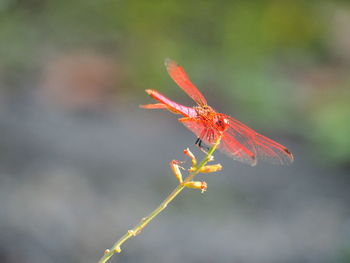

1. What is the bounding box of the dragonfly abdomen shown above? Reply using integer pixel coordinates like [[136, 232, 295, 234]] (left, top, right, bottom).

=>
[[145, 89, 196, 117]]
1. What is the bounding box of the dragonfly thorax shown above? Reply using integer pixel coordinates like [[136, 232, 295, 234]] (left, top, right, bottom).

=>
[[195, 106, 229, 133], [214, 114, 229, 132]]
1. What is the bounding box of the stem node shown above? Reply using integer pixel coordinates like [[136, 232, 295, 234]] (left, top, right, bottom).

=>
[[128, 230, 136, 236]]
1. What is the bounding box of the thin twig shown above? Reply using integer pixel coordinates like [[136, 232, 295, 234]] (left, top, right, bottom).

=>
[[97, 137, 222, 263]]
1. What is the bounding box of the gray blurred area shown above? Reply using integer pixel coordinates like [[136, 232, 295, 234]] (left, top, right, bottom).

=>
[[0, 54, 349, 263], [1, 1, 350, 263]]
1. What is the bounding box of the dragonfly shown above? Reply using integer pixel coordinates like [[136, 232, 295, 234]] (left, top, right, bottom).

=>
[[141, 59, 293, 166]]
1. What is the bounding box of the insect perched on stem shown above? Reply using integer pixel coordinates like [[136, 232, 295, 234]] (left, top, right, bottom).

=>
[[141, 59, 293, 166]]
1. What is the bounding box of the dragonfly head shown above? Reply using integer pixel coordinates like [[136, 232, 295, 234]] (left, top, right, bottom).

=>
[[215, 115, 229, 132]]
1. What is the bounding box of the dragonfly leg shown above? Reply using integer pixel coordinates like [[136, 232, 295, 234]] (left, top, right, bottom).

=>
[[195, 138, 210, 154], [195, 137, 200, 145]]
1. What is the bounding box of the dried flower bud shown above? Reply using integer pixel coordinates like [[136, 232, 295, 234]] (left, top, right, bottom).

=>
[[170, 160, 183, 183], [184, 181, 207, 192], [199, 164, 222, 173], [184, 148, 197, 166]]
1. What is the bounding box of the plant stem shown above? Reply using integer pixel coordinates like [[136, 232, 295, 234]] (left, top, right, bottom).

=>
[[97, 137, 221, 263]]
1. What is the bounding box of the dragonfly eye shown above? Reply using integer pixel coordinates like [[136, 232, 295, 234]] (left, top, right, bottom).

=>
[[216, 117, 229, 131]]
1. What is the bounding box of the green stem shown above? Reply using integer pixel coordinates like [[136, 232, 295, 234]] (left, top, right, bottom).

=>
[[97, 137, 221, 263]]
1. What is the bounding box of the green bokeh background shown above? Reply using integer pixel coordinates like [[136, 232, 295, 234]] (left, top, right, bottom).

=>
[[1, 0, 349, 164], [1, 1, 350, 263]]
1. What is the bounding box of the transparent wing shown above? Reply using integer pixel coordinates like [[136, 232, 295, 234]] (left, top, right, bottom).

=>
[[165, 58, 207, 106], [225, 116, 294, 165], [178, 117, 207, 140], [179, 117, 257, 165], [140, 103, 168, 109], [218, 133, 257, 166]]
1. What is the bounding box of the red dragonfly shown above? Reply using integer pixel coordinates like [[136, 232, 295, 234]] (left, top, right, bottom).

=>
[[141, 59, 293, 166]]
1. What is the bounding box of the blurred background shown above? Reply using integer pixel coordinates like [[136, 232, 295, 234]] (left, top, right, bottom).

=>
[[0, 0, 350, 262]]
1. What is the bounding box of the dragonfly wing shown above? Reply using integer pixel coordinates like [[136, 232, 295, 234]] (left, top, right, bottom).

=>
[[140, 102, 184, 115], [219, 133, 257, 166], [226, 116, 294, 165], [179, 117, 257, 165], [179, 117, 207, 140], [140, 103, 168, 109], [252, 133, 293, 165], [165, 58, 207, 106]]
